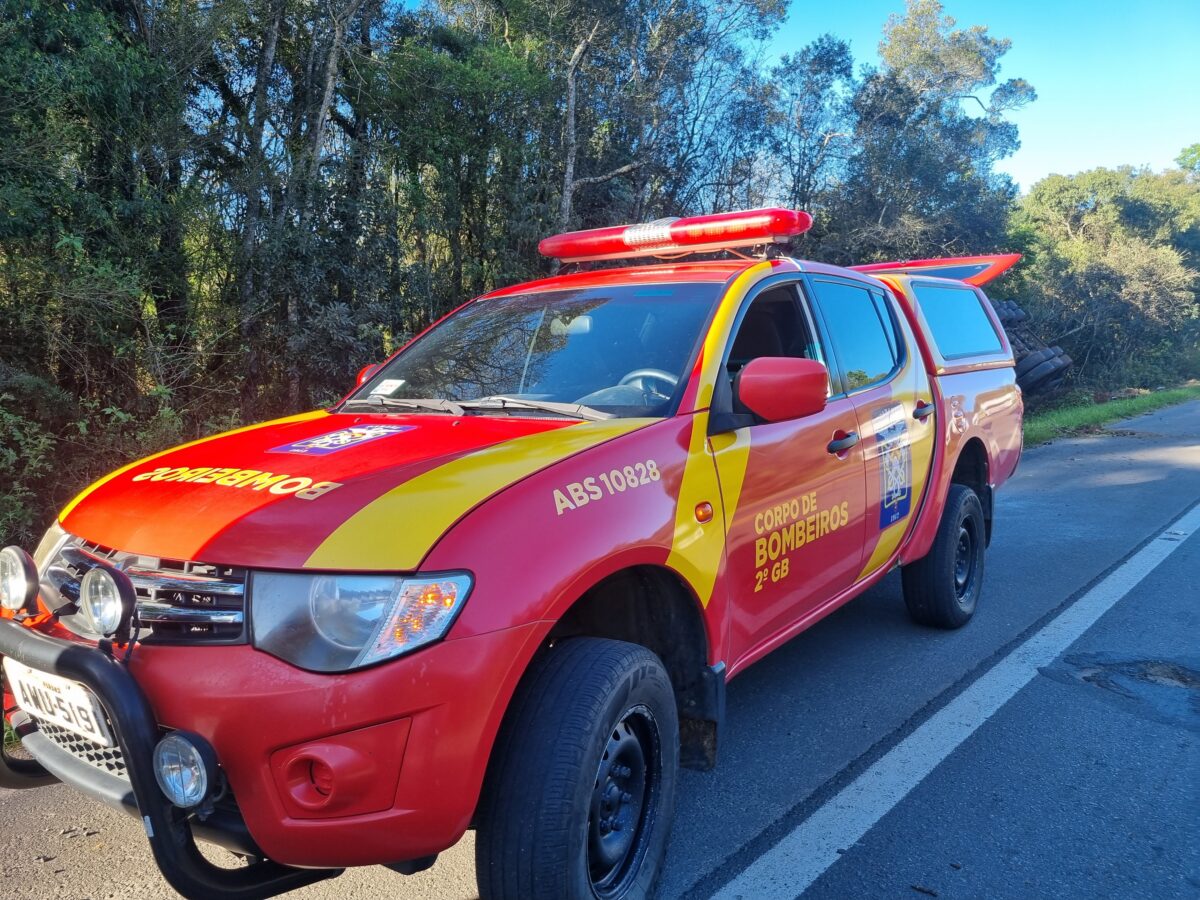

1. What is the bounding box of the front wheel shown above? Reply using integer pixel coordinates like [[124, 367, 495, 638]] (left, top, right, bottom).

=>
[[901, 484, 986, 629], [475, 638, 679, 900]]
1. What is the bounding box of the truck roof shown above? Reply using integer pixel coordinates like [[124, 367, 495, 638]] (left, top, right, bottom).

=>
[[481, 258, 887, 299]]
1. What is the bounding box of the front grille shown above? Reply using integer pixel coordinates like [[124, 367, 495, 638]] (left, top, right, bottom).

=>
[[38, 721, 129, 781], [42, 538, 248, 645]]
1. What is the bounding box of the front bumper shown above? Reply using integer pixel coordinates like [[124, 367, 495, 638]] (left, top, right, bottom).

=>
[[0, 617, 544, 892], [0, 618, 339, 899]]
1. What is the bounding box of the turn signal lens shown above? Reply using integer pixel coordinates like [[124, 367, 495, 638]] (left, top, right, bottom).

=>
[[251, 572, 472, 672], [359, 577, 469, 668]]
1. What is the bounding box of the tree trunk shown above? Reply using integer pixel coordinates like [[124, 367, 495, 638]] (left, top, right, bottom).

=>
[[239, 0, 285, 416], [286, 0, 367, 409], [558, 23, 600, 236]]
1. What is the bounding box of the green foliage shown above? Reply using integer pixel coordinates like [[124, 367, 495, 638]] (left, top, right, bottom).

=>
[[0, 0, 1191, 548], [1007, 167, 1200, 389], [812, 0, 1033, 263], [1177, 143, 1200, 175], [0, 399, 54, 546], [0, 366, 73, 545]]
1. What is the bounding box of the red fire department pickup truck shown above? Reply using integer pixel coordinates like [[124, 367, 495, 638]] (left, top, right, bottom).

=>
[[0, 209, 1022, 900]]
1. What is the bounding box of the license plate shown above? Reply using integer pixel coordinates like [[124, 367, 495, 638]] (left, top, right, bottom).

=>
[[3, 658, 114, 747]]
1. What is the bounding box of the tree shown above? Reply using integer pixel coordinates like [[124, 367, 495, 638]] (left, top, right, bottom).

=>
[[765, 36, 854, 213], [813, 0, 1033, 263], [1010, 167, 1200, 387], [7, 0, 1196, 546], [1177, 143, 1200, 177]]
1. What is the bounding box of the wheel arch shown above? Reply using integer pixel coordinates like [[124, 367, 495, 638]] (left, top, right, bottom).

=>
[[950, 437, 993, 543], [543, 564, 725, 771]]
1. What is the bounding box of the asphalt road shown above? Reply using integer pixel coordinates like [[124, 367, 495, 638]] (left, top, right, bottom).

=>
[[3, 400, 1198, 900]]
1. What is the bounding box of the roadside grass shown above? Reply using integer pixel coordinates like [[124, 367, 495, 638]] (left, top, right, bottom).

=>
[[3, 718, 17, 749], [1024, 384, 1200, 446]]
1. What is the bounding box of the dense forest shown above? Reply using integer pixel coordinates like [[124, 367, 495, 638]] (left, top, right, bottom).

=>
[[1, 0, 1197, 544]]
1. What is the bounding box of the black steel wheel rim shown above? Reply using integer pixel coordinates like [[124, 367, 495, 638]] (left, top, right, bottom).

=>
[[587, 704, 661, 898], [953, 519, 979, 604]]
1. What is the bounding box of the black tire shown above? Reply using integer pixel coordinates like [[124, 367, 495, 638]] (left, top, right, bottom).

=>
[[901, 484, 986, 629], [1024, 355, 1072, 395], [1019, 356, 1065, 394], [1015, 347, 1054, 378], [476, 638, 679, 900]]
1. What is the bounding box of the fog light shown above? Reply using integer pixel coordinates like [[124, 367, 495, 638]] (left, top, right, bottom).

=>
[[0, 546, 38, 613], [153, 731, 218, 809], [78, 565, 135, 638]]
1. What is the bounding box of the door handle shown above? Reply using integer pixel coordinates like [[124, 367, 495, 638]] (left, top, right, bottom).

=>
[[827, 431, 860, 454], [913, 401, 935, 420]]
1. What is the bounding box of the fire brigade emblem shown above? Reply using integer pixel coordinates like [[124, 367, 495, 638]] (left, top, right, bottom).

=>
[[270, 424, 414, 456], [873, 403, 912, 528]]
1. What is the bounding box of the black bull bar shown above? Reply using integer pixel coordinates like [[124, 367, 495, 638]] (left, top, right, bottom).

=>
[[0, 619, 342, 899]]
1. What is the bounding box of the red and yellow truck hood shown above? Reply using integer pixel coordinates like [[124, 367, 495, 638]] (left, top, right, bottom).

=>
[[59, 410, 650, 570]]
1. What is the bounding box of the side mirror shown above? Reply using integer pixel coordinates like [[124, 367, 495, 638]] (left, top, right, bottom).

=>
[[735, 357, 828, 423], [356, 364, 381, 387]]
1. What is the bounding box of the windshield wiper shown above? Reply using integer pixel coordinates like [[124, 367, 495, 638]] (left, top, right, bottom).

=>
[[343, 395, 466, 416], [460, 396, 613, 422]]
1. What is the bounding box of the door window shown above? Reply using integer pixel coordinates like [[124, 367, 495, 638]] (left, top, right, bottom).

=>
[[726, 284, 820, 378], [810, 280, 901, 393]]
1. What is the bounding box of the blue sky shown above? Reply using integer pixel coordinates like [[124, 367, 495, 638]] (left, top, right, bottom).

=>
[[769, 1, 1200, 191]]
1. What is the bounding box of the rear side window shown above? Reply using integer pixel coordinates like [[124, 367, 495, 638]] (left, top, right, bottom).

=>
[[810, 279, 900, 392], [912, 282, 1003, 359]]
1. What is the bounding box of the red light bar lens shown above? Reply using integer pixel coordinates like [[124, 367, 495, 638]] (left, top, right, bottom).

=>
[[538, 207, 813, 262]]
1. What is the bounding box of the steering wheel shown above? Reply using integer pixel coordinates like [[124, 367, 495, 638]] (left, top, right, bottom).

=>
[[619, 368, 679, 397]]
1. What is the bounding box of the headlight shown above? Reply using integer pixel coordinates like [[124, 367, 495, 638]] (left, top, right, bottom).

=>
[[78, 566, 135, 637], [0, 546, 38, 612], [251, 572, 472, 672]]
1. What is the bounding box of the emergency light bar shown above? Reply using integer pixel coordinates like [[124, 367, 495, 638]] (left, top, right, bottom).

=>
[[538, 208, 813, 263]]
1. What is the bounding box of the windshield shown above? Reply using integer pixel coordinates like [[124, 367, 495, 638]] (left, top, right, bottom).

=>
[[349, 284, 721, 418]]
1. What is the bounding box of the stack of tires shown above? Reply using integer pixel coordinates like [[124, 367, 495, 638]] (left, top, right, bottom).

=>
[[991, 299, 1072, 396]]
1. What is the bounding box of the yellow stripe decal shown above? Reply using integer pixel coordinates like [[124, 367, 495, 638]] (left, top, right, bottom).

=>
[[858, 424, 934, 578], [666, 414, 752, 607], [666, 266, 767, 603], [304, 419, 654, 571], [711, 427, 752, 534], [691, 262, 776, 411], [59, 410, 329, 521], [856, 344, 937, 580]]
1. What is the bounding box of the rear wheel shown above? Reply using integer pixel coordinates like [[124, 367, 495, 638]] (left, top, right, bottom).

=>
[[902, 484, 985, 629], [476, 638, 679, 900]]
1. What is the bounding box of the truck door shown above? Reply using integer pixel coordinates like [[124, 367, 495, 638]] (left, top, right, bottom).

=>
[[711, 279, 867, 665], [807, 277, 936, 581]]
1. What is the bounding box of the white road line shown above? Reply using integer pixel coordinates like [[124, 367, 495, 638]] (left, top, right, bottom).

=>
[[713, 503, 1200, 900]]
